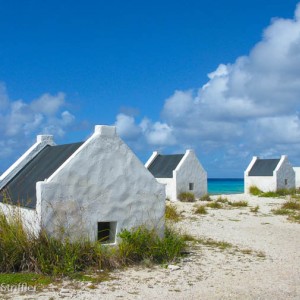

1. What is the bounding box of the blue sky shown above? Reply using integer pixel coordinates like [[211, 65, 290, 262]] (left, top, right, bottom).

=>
[[1, 0, 300, 177]]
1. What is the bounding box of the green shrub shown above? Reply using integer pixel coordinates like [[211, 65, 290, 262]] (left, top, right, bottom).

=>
[[260, 188, 297, 198], [194, 205, 208, 214], [165, 204, 181, 222], [200, 194, 211, 201], [0, 208, 186, 275], [178, 192, 195, 202], [197, 238, 232, 250], [289, 213, 300, 223], [276, 188, 297, 196], [272, 200, 300, 223], [282, 201, 300, 210], [216, 196, 228, 203], [249, 186, 262, 196], [0, 208, 33, 272], [228, 201, 248, 207], [272, 208, 291, 215], [250, 205, 259, 213], [260, 191, 278, 198], [206, 202, 222, 209], [118, 226, 186, 264]]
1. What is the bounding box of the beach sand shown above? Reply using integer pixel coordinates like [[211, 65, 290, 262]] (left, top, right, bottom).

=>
[[5, 194, 300, 300]]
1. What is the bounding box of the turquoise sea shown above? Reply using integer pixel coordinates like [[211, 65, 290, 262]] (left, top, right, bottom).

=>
[[208, 178, 244, 195]]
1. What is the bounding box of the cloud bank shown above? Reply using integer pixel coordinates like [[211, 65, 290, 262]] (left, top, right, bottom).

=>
[[115, 3, 300, 175], [0, 84, 75, 160]]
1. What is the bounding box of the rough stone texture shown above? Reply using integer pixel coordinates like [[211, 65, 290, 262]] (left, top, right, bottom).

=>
[[37, 125, 165, 241], [245, 155, 295, 192]]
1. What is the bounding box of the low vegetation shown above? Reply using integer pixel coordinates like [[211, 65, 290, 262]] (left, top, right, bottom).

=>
[[0, 208, 187, 284], [227, 200, 248, 207], [249, 186, 298, 198], [200, 194, 212, 201], [216, 196, 228, 203], [250, 205, 259, 213], [249, 186, 262, 196], [195, 237, 265, 258], [0, 272, 52, 286], [178, 192, 195, 202], [205, 202, 222, 209], [194, 205, 208, 215], [196, 237, 232, 250], [165, 204, 181, 222], [272, 200, 300, 223], [282, 201, 300, 210]]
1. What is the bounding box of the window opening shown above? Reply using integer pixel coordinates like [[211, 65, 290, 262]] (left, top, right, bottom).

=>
[[97, 222, 117, 243]]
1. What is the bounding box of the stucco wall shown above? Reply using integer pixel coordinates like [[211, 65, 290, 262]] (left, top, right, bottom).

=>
[[244, 176, 276, 193], [175, 150, 207, 200], [0, 202, 40, 236], [276, 157, 295, 190], [156, 178, 175, 201], [293, 167, 300, 188], [37, 126, 165, 242]]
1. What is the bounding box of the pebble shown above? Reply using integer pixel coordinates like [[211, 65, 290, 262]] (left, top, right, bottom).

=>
[[168, 265, 181, 271]]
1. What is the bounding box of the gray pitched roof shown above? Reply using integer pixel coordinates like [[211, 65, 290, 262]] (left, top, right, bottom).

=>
[[147, 154, 184, 178], [0, 142, 83, 209], [248, 158, 280, 176]]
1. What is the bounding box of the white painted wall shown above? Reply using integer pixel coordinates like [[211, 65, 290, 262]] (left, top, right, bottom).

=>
[[244, 156, 258, 193], [174, 150, 207, 200], [37, 125, 165, 242], [293, 167, 300, 188], [276, 156, 295, 190], [0, 202, 40, 236], [244, 175, 276, 193], [155, 178, 175, 201]]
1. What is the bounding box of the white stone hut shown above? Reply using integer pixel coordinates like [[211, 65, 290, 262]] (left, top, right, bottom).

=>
[[0, 125, 165, 243], [293, 167, 300, 189], [145, 150, 207, 202], [244, 155, 295, 193]]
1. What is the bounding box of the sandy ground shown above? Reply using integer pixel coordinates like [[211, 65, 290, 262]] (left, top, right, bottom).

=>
[[3, 194, 300, 300]]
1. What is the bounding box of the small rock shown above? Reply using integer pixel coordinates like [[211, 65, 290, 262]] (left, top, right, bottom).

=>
[[168, 265, 181, 271], [86, 283, 94, 288]]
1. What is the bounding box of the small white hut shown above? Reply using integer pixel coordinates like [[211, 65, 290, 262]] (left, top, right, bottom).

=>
[[0, 125, 165, 243], [145, 150, 207, 202], [244, 155, 295, 193], [293, 167, 300, 189]]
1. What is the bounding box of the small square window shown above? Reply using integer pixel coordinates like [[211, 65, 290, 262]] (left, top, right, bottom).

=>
[[97, 222, 117, 243], [189, 183, 194, 190]]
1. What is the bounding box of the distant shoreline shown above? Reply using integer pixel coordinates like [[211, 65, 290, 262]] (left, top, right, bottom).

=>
[[208, 178, 244, 195]]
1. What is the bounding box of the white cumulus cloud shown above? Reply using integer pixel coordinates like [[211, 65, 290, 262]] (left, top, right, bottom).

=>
[[115, 3, 300, 175], [0, 84, 75, 162]]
